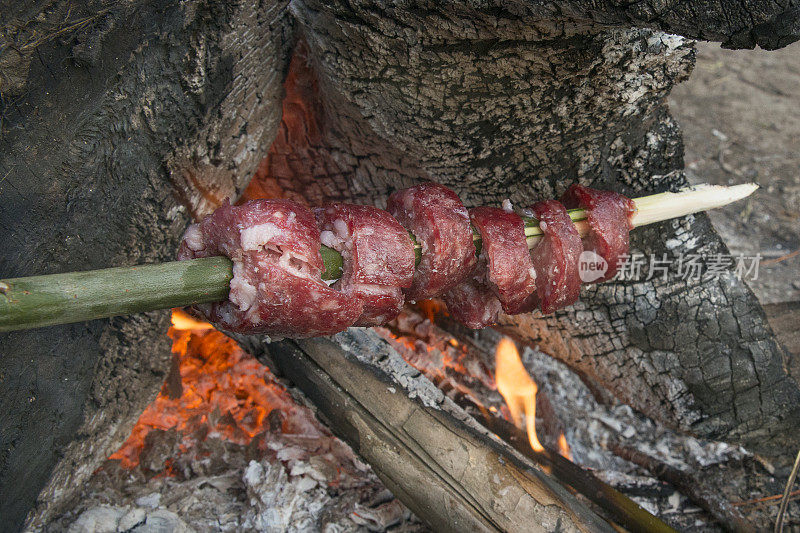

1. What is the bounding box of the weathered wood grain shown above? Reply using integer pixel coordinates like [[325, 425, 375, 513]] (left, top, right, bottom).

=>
[[238, 329, 616, 533]]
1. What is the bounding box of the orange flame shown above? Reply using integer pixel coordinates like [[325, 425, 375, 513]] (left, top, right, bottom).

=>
[[558, 432, 573, 461], [495, 337, 544, 452], [417, 299, 448, 323], [171, 308, 214, 330], [108, 311, 322, 470]]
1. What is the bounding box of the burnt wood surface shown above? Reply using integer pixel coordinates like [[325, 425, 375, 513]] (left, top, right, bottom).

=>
[[240, 330, 616, 533], [0, 1, 291, 530]]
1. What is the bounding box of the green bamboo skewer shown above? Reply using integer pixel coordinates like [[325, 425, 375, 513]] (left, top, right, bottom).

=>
[[0, 258, 234, 332], [0, 183, 757, 332]]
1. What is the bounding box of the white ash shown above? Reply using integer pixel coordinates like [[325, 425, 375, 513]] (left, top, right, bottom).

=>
[[520, 345, 748, 473], [134, 493, 161, 509], [53, 435, 424, 533], [350, 500, 411, 531], [66, 507, 192, 533], [333, 329, 445, 409], [46, 391, 425, 533], [241, 460, 345, 531]]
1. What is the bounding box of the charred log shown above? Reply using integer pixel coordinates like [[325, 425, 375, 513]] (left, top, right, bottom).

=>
[[607, 440, 752, 532], [270, 1, 800, 458], [238, 329, 616, 533], [0, 0, 292, 529]]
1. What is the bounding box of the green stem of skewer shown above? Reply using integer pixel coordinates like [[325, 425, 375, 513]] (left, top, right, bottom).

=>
[[0, 184, 757, 332], [0, 258, 233, 332]]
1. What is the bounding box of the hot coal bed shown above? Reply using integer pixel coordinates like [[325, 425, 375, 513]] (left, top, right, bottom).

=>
[[2, 1, 800, 532]]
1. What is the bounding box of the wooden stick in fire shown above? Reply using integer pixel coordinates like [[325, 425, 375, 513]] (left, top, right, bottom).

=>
[[242, 331, 629, 533], [0, 183, 757, 332]]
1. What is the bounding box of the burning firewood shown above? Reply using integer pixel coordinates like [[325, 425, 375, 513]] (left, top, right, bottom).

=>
[[236, 327, 677, 532], [0, 182, 757, 333]]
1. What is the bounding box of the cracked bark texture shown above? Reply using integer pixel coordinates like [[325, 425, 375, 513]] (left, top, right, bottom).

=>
[[0, 1, 292, 530], [274, 0, 800, 459]]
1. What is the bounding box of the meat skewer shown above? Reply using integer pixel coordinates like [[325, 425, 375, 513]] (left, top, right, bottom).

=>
[[0, 183, 757, 333]]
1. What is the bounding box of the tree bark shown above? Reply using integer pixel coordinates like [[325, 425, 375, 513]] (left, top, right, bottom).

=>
[[0, 1, 292, 529]]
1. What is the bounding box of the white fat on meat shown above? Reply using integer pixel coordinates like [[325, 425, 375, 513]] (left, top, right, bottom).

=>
[[319, 230, 339, 249], [276, 249, 316, 280], [240, 223, 282, 251], [183, 224, 205, 252], [333, 218, 350, 239], [319, 219, 353, 259], [229, 263, 258, 313], [240, 223, 317, 280], [356, 283, 391, 296]]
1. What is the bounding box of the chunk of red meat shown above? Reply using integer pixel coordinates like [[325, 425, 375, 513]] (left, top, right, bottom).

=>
[[315, 203, 415, 326], [387, 183, 477, 301], [443, 272, 503, 329], [470, 206, 537, 314], [444, 205, 540, 328], [178, 199, 362, 336], [561, 184, 636, 282], [528, 200, 583, 314]]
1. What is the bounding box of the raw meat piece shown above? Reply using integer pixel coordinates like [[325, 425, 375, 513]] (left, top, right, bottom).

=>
[[443, 272, 503, 329], [387, 182, 477, 300], [444, 206, 538, 328], [315, 203, 415, 326], [178, 199, 362, 336], [528, 200, 583, 314], [561, 184, 636, 282], [470, 206, 537, 314]]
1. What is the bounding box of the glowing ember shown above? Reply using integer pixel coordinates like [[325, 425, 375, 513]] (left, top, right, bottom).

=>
[[109, 312, 324, 470], [238, 41, 331, 205], [376, 314, 496, 401], [494, 337, 544, 452], [416, 299, 448, 323]]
